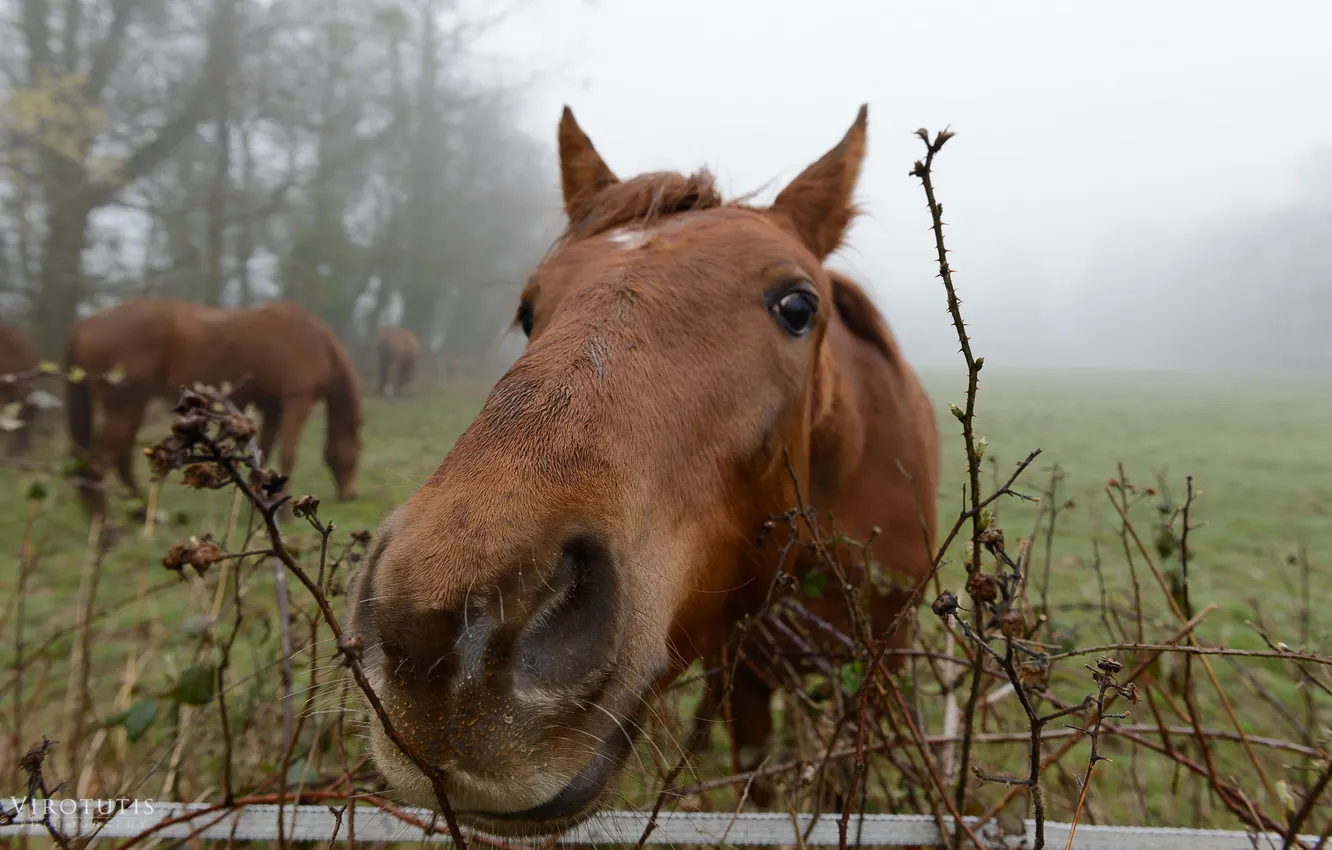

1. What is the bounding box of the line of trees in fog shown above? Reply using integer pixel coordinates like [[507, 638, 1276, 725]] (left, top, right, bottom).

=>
[[0, 0, 560, 373], [900, 148, 1332, 376]]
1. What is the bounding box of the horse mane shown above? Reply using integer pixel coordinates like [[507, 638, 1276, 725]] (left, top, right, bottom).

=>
[[562, 169, 726, 242], [828, 271, 901, 364]]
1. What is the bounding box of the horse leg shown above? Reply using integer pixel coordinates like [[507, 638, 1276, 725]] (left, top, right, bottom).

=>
[[726, 663, 778, 807], [109, 404, 150, 504], [686, 668, 725, 756], [256, 399, 281, 467], [10, 399, 36, 457], [400, 356, 415, 395], [685, 661, 778, 806], [274, 394, 315, 481], [91, 394, 148, 521], [380, 355, 393, 398]]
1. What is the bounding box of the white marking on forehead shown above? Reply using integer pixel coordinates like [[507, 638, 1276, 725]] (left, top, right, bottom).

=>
[[606, 226, 652, 250]]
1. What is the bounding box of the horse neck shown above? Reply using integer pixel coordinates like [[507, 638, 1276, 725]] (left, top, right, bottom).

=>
[[321, 333, 362, 440]]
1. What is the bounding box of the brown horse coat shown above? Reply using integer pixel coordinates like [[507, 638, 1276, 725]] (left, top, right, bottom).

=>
[[347, 105, 940, 836], [0, 322, 41, 455], [65, 298, 364, 519], [376, 326, 422, 397]]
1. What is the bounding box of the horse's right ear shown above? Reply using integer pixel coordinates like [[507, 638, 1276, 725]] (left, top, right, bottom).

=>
[[558, 106, 620, 222]]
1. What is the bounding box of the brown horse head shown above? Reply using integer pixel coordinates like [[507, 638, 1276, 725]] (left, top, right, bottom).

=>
[[349, 104, 929, 835]]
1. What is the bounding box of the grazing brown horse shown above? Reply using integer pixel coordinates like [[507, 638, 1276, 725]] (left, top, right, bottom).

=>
[[0, 322, 41, 456], [376, 325, 422, 397], [347, 105, 941, 836], [65, 298, 364, 521]]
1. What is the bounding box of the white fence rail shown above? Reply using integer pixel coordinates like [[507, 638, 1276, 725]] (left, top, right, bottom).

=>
[[0, 800, 1322, 848]]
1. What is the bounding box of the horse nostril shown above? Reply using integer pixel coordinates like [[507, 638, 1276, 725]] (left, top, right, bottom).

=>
[[548, 536, 606, 609], [516, 534, 618, 690]]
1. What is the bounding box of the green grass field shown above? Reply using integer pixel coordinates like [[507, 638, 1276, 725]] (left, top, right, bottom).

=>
[[1, 366, 1329, 835]]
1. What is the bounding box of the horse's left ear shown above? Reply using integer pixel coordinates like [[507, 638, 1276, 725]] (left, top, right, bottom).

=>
[[770, 105, 868, 260]]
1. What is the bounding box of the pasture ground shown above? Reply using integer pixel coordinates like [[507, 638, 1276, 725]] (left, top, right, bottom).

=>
[[1, 366, 1329, 835]]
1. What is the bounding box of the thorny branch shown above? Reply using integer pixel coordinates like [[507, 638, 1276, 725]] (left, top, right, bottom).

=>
[[143, 384, 473, 850]]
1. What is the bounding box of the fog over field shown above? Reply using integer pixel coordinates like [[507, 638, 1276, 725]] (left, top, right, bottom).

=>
[[469, 0, 1332, 375]]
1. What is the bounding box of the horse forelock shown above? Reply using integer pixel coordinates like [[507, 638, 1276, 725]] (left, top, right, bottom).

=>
[[558, 169, 725, 247]]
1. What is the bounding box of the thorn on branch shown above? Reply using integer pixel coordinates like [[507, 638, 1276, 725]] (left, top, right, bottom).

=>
[[338, 634, 365, 668]]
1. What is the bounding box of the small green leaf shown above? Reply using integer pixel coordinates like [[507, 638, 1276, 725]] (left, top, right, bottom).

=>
[[60, 455, 89, 476], [840, 661, 866, 693], [802, 571, 827, 599], [26, 479, 48, 501], [125, 697, 160, 742], [101, 709, 130, 728], [172, 664, 216, 705]]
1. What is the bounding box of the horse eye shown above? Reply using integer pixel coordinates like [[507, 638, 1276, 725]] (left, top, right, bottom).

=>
[[770, 290, 818, 337], [516, 303, 534, 337]]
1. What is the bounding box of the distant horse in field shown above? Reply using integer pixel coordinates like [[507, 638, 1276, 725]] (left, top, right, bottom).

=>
[[376, 326, 421, 397], [65, 298, 364, 521], [347, 105, 941, 836], [0, 322, 41, 456]]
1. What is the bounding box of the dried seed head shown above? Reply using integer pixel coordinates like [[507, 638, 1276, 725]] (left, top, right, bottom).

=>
[[188, 542, 223, 574], [249, 468, 289, 500], [931, 591, 959, 618], [978, 526, 1005, 551], [756, 518, 776, 546], [162, 541, 189, 572], [292, 494, 321, 518], [996, 608, 1026, 639], [1096, 656, 1123, 674], [181, 463, 225, 490], [172, 389, 207, 413], [966, 571, 1002, 604], [221, 413, 256, 442], [1019, 659, 1049, 692], [143, 439, 187, 478], [171, 412, 210, 438]]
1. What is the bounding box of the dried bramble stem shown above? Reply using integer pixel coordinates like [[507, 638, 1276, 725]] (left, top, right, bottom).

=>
[[144, 385, 472, 850]]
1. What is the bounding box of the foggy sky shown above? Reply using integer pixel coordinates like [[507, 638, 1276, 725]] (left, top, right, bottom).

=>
[[459, 0, 1332, 371]]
